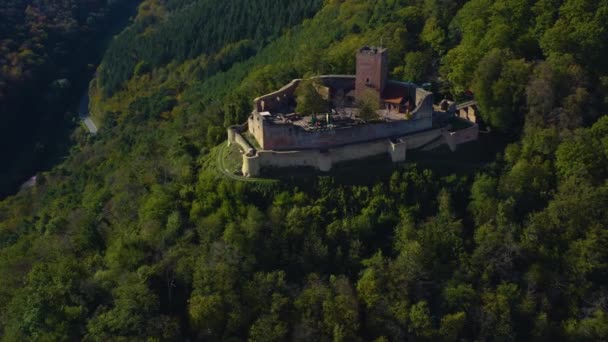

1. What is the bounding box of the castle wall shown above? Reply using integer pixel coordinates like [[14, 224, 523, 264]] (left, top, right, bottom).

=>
[[325, 139, 389, 164], [249, 139, 390, 177], [248, 112, 265, 148], [252, 76, 356, 114], [458, 106, 478, 123], [234, 131, 255, 156], [254, 79, 301, 112], [243, 154, 260, 177], [400, 128, 445, 149], [261, 115, 433, 150], [414, 87, 434, 118], [256, 150, 322, 169], [389, 139, 407, 162], [318, 75, 356, 90], [230, 121, 472, 178], [242, 127, 444, 177], [227, 127, 235, 145], [228, 126, 254, 153], [443, 123, 479, 151]]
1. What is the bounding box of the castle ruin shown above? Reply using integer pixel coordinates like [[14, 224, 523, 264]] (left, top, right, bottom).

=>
[[227, 46, 479, 177]]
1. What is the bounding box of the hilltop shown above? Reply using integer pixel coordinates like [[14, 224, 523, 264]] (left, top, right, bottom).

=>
[[1, 0, 608, 340]]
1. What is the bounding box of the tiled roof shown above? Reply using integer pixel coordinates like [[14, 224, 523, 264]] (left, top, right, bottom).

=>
[[382, 83, 409, 104]]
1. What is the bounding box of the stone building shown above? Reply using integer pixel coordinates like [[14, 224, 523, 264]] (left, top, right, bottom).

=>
[[355, 46, 388, 100]]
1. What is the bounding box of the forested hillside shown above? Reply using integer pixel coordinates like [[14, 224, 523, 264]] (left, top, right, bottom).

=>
[[0, 0, 137, 197], [1, 0, 608, 340]]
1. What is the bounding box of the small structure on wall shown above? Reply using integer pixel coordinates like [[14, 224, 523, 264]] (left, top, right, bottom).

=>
[[456, 100, 479, 123], [227, 46, 479, 177]]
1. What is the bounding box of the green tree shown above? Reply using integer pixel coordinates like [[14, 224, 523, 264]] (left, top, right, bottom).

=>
[[439, 311, 466, 341], [409, 301, 434, 339], [248, 293, 290, 342], [421, 17, 446, 55], [564, 310, 608, 341], [322, 276, 360, 341], [399, 51, 431, 84], [469, 174, 498, 225], [472, 49, 532, 131], [3, 260, 89, 341], [526, 62, 556, 127], [294, 274, 332, 341], [296, 78, 328, 114], [356, 88, 381, 122], [480, 283, 521, 342], [86, 280, 179, 340], [555, 131, 607, 183]]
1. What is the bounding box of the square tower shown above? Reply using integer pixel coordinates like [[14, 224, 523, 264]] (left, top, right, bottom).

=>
[[355, 46, 388, 100]]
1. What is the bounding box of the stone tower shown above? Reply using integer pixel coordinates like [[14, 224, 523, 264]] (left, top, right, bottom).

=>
[[355, 46, 388, 101]]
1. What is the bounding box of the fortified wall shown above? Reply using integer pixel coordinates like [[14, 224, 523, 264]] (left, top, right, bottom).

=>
[[444, 121, 480, 150], [228, 126, 446, 177], [253, 75, 357, 113], [249, 78, 434, 151]]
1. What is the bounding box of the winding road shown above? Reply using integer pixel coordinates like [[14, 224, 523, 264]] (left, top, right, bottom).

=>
[[78, 91, 98, 134]]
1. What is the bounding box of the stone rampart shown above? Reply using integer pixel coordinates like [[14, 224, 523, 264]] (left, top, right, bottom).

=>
[[253, 76, 433, 116], [400, 128, 445, 149], [227, 125, 255, 156], [443, 123, 479, 151], [317, 75, 356, 91], [243, 128, 444, 177], [389, 139, 407, 162], [254, 79, 301, 112], [248, 112, 265, 148], [261, 116, 433, 150], [413, 87, 434, 118]]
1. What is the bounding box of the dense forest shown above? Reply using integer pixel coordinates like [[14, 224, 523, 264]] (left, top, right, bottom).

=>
[[1, 0, 608, 340], [0, 0, 138, 197]]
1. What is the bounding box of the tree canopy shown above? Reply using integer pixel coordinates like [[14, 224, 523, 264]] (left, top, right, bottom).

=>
[[1, 0, 608, 340], [295, 79, 329, 115]]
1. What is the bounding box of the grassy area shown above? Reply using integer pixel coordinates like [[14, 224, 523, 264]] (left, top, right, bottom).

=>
[[206, 142, 279, 193], [223, 142, 245, 174]]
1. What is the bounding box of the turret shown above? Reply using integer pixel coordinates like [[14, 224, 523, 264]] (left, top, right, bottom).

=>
[[355, 46, 388, 101]]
